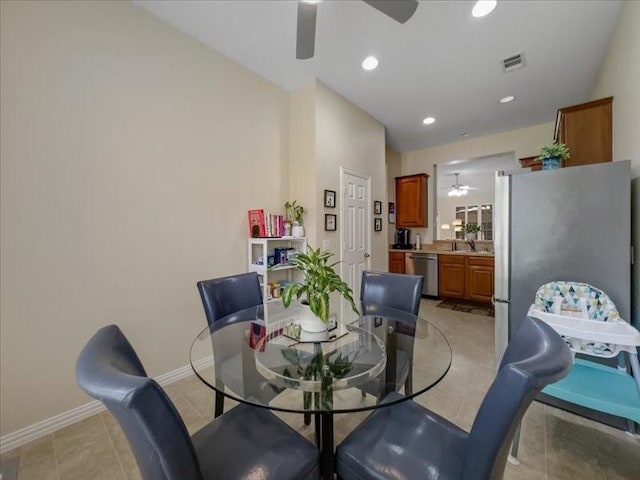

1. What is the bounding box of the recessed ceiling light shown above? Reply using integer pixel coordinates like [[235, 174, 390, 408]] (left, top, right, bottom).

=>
[[500, 95, 515, 103], [361, 56, 379, 71], [461, 132, 470, 137], [472, 0, 497, 18], [422, 117, 436, 125]]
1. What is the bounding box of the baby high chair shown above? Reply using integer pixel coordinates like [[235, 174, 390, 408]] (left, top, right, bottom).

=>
[[510, 281, 640, 461]]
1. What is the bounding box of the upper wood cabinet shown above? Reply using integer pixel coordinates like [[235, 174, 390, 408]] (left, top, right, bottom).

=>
[[555, 97, 613, 168], [395, 173, 429, 227]]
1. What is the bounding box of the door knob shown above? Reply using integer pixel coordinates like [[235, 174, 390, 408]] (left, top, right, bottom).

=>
[[364, 253, 370, 258]]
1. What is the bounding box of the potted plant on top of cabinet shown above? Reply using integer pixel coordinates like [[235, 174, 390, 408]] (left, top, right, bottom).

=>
[[538, 142, 570, 170]]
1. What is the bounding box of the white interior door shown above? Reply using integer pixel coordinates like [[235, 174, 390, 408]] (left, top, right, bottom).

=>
[[340, 168, 371, 315]]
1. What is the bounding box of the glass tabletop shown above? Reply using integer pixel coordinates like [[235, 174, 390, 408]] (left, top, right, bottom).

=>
[[190, 302, 452, 414]]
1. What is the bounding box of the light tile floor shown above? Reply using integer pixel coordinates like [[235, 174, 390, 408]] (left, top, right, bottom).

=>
[[2, 299, 639, 479]]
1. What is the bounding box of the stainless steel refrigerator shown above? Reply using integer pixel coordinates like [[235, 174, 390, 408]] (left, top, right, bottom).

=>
[[494, 160, 632, 370]]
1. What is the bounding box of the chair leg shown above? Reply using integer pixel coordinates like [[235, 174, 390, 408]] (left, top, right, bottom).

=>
[[404, 367, 413, 396], [214, 391, 224, 418], [361, 390, 366, 398], [304, 412, 311, 426], [508, 421, 522, 464]]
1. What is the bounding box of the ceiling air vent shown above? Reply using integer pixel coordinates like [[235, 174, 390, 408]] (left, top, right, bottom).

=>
[[501, 52, 525, 72]]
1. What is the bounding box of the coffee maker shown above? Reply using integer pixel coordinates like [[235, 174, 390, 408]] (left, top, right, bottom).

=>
[[394, 228, 411, 249]]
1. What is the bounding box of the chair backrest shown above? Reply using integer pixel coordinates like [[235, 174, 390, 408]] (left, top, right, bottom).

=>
[[197, 272, 263, 327], [76, 325, 202, 480], [462, 317, 572, 480], [360, 271, 424, 315]]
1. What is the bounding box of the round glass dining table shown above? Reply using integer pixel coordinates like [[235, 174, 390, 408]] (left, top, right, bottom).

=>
[[189, 302, 452, 480]]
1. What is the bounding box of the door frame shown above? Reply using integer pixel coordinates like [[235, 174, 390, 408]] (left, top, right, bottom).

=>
[[339, 167, 372, 310]]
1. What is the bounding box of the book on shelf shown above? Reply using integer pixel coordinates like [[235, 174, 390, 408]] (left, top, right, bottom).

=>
[[247, 209, 285, 238]]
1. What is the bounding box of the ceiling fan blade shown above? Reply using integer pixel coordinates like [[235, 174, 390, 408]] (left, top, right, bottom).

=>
[[362, 0, 419, 24], [296, 2, 317, 60]]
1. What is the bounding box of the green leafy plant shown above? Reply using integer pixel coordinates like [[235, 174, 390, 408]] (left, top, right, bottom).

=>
[[284, 200, 305, 225], [537, 142, 570, 160], [281, 245, 358, 322], [463, 223, 481, 234]]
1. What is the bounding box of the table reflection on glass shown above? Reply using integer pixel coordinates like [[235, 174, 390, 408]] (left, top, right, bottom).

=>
[[190, 302, 451, 480]]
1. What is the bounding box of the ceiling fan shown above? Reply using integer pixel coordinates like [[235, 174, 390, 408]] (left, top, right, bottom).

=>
[[446, 173, 478, 197], [296, 0, 419, 60]]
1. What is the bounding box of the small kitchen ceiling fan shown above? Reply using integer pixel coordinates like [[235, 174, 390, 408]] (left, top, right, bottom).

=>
[[296, 0, 419, 60], [446, 173, 478, 197]]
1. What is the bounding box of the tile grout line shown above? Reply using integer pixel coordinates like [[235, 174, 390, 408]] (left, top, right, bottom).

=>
[[99, 413, 127, 480], [176, 381, 210, 422], [50, 433, 61, 480]]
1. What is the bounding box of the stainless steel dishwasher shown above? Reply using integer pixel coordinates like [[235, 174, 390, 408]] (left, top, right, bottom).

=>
[[405, 253, 439, 297]]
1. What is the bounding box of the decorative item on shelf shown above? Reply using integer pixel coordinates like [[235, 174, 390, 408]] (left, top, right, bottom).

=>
[[325, 214, 337, 231], [374, 200, 382, 215], [324, 189, 336, 208], [281, 245, 358, 333], [538, 142, 570, 170], [374, 217, 382, 232], [285, 200, 305, 238], [462, 223, 481, 241]]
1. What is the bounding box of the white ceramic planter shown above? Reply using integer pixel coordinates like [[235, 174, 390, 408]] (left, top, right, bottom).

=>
[[297, 302, 328, 333], [291, 224, 305, 238]]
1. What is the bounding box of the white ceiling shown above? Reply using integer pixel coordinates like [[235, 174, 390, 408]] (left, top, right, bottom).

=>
[[135, 0, 621, 153]]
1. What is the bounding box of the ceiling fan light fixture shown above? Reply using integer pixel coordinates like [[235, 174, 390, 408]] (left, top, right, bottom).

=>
[[423, 117, 436, 125], [500, 95, 515, 103], [362, 56, 379, 71], [472, 0, 497, 18]]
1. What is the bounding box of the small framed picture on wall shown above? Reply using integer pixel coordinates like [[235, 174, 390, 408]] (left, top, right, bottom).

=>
[[374, 217, 382, 232], [325, 214, 337, 231], [324, 190, 336, 208], [388, 202, 396, 224], [374, 200, 382, 215]]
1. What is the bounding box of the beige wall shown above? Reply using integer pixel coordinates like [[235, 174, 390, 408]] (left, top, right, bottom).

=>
[[289, 81, 317, 241], [315, 82, 387, 271], [0, 0, 289, 436], [592, 0, 640, 328], [400, 122, 555, 243], [386, 147, 402, 246]]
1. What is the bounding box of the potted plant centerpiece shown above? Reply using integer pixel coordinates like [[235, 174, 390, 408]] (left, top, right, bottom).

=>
[[281, 245, 359, 332], [463, 223, 481, 241], [285, 200, 305, 238], [538, 142, 570, 170]]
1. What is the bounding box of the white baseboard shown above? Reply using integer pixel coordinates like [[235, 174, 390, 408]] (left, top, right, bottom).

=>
[[0, 356, 213, 455]]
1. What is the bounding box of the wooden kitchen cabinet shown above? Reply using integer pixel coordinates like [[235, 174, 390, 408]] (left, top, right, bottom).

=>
[[438, 255, 465, 298], [555, 97, 613, 168], [395, 174, 428, 227], [389, 251, 406, 274], [439, 254, 494, 303], [465, 256, 495, 303]]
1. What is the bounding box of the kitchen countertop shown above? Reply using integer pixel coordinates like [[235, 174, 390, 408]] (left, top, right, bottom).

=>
[[389, 248, 494, 257]]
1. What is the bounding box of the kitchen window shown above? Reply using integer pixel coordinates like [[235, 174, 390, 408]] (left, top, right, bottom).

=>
[[454, 204, 493, 240]]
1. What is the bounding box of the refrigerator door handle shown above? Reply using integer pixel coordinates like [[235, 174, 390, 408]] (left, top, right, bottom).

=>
[[493, 296, 510, 304]]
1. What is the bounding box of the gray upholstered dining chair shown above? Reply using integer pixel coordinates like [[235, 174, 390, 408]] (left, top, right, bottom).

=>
[[335, 316, 572, 480], [359, 271, 424, 398], [197, 272, 264, 417], [76, 324, 320, 480], [360, 270, 424, 316]]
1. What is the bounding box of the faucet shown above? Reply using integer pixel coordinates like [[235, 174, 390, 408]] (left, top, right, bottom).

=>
[[466, 239, 476, 252]]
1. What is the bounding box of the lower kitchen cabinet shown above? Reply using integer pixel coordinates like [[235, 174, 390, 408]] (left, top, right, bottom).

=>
[[438, 255, 465, 298], [389, 251, 406, 274], [439, 254, 494, 303], [465, 256, 495, 303]]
